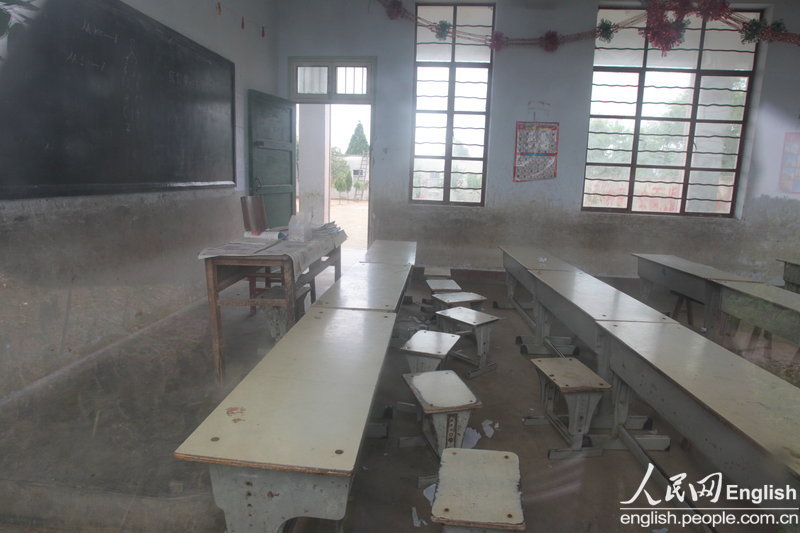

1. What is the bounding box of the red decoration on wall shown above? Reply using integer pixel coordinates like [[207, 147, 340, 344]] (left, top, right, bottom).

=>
[[373, 0, 800, 53], [386, 0, 403, 20], [489, 31, 507, 51], [695, 0, 731, 21], [542, 31, 560, 52]]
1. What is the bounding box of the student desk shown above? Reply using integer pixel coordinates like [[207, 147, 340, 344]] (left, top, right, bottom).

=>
[[714, 279, 800, 346], [199, 233, 346, 381], [500, 244, 581, 273], [778, 257, 800, 293], [508, 267, 674, 432], [600, 320, 800, 494], [312, 262, 412, 313], [634, 253, 800, 347], [632, 253, 760, 336], [361, 239, 417, 265], [174, 307, 396, 533]]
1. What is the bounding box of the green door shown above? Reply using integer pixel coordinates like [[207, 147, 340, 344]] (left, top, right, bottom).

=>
[[248, 90, 296, 227]]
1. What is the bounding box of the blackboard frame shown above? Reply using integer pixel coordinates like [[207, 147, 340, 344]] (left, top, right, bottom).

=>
[[0, 0, 236, 199]]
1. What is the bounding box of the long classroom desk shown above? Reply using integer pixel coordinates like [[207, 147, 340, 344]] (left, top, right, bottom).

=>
[[362, 239, 417, 265], [503, 253, 674, 431], [176, 240, 415, 531], [312, 262, 412, 313], [502, 246, 800, 494], [601, 320, 800, 492], [175, 307, 396, 532], [634, 253, 800, 347]]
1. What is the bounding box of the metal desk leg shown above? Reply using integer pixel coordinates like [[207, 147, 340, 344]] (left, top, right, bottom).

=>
[[210, 464, 350, 533]]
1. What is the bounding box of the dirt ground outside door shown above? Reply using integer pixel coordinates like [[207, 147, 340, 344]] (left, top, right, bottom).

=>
[[330, 198, 368, 251]]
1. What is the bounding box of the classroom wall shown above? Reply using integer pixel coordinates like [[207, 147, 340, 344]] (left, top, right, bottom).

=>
[[0, 0, 278, 400], [275, 0, 800, 280]]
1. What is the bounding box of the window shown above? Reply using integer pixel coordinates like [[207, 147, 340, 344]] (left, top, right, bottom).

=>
[[410, 4, 494, 205], [289, 57, 375, 103], [583, 8, 760, 216]]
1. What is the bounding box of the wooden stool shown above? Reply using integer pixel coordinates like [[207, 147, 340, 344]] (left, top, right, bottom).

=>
[[431, 448, 525, 532], [425, 266, 452, 279], [400, 330, 461, 373], [427, 279, 461, 293], [402, 370, 482, 456], [525, 357, 611, 459], [432, 291, 487, 311], [436, 306, 500, 378]]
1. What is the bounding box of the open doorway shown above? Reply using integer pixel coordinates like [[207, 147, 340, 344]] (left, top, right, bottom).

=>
[[329, 104, 370, 250], [297, 103, 371, 252]]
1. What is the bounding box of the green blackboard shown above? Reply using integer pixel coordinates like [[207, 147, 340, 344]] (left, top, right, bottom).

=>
[[0, 0, 235, 199]]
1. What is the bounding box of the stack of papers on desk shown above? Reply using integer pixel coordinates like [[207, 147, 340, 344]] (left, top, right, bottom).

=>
[[313, 221, 341, 235]]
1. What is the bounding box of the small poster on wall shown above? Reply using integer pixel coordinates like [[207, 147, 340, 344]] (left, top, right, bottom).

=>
[[513, 121, 559, 182], [779, 132, 800, 194]]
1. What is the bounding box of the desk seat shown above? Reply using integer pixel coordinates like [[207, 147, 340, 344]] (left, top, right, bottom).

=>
[[403, 370, 481, 456], [432, 448, 525, 532], [400, 330, 461, 373]]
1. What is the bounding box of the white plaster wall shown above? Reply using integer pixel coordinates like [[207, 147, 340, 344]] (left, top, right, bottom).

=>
[[298, 104, 331, 225], [0, 0, 279, 399], [274, 0, 800, 280]]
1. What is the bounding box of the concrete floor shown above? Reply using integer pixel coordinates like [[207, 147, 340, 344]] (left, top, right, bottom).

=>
[[0, 250, 796, 532]]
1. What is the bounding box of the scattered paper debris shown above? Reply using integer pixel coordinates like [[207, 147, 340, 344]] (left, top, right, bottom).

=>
[[411, 506, 427, 527], [461, 427, 481, 449], [423, 483, 437, 506], [482, 419, 499, 438]]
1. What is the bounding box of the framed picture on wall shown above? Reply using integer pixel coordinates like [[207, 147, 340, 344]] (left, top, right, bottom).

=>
[[513, 121, 559, 182], [779, 132, 800, 194]]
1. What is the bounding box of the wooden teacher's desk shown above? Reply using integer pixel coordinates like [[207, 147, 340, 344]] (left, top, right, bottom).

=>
[[198, 232, 346, 380]]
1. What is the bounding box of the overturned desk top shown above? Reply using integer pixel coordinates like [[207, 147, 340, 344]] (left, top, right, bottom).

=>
[[313, 262, 411, 312], [174, 307, 395, 476]]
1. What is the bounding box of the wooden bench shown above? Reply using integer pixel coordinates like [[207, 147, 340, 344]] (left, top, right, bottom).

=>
[[435, 306, 501, 378], [526, 357, 611, 459], [431, 448, 525, 532], [401, 370, 482, 456], [176, 240, 417, 532], [400, 329, 461, 373]]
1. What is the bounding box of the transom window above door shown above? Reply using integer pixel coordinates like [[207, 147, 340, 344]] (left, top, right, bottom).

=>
[[289, 57, 375, 104]]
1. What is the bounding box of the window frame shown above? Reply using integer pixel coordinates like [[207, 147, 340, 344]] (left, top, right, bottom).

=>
[[408, 3, 495, 207], [289, 57, 376, 104], [582, 7, 762, 217]]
